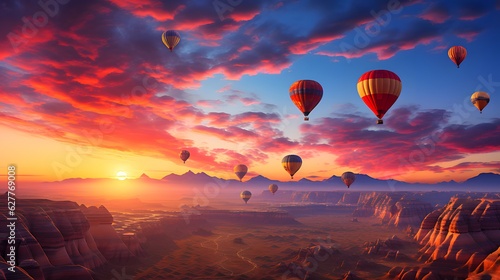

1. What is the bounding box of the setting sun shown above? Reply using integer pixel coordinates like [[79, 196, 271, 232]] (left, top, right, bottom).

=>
[[116, 171, 128, 180]]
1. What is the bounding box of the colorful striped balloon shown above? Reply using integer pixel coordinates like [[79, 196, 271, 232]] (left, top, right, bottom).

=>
[[357, 70, 402, 124], [268, 184, 278, 195], [240, 190, 252, 204], [162, 30, 181, 52], [448, 46, 467, 68], [289, 80, 323, 121], [341, 172, 356, 188], [282, 155, 302, 179], [234, 164, 248, 182], [180, 150, 190, 164]]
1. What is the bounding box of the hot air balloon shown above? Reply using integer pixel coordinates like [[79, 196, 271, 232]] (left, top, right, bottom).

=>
[[282, 155, 302, 179], [471, 91, 490, 113], [180, 150, 190, 164], [448, 46, 467, 68], [341, 172, 356, 188], [268, 184, 278, 195], [357, 70, 402, 124], [240, 190, 252, 204], [234, 164, 248, 182], [161, 30, 181, 52], [289, 80, 323, 121]]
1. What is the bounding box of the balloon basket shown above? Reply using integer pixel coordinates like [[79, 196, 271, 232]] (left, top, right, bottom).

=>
[[377, 119, 383, 124]]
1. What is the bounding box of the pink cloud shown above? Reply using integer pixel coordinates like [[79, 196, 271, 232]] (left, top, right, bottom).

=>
[[227, 10, 260, 22], [108, 0, 180, 21], [297, 108, 500, 178], [217, 85, 232, 93], [444, 162, 500, 172], [456, 30, 480, 42], [418, 4, 450, 24], [196, 100, 224, 108], [289, 34, 345, 55]]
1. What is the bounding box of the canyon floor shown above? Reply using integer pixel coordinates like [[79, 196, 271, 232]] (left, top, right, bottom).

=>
[[93, 208, 421, 279]]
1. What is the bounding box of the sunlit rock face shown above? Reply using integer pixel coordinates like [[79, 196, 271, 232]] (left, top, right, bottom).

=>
[[468, 246, 500, 279], [414, 197, 500, 279]]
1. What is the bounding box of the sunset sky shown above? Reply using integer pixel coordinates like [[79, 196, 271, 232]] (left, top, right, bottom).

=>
[[1, 0, 499, 184]]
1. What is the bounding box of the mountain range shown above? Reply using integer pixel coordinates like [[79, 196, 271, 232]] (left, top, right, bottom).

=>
[[145, 171, 500, 192]]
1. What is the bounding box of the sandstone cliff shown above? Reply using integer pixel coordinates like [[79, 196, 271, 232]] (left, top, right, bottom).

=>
[[412, 197, 500, 279], [0, 196, 142, 280], [354, 192, 434, 229]]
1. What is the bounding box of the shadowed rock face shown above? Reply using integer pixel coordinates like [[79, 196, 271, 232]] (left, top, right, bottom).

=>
[[339, 192, 361, 205], [415, 209, 443, 243], [353, 192, 434, 229], [0, 196, 134, 279], [275, 244, 339, 279], [80, 205, 136, 264], [412, 197, 500, 279]]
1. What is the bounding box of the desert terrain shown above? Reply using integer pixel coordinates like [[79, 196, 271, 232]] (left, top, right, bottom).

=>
[[95, 208, 421, 280], [1, 189, 499, 279]]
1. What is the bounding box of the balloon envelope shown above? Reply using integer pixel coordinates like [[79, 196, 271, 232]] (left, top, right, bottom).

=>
[[268, 184, 278, 195], [234, 164, 248, 182], [282, 155, 302, 179], [448, 46, 467, 68], [357, 70, 402, 124], [162, 30, 181, 52], [471, 91, 490, 113], [180, 150, 190, 163], [341, 172, 356, 188], [240, 190, 252, 204], [289, 80, 323, 121]]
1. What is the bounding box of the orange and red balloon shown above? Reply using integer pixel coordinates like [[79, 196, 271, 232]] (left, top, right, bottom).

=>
[[448, 46, 467, 68], [289, 80, 323, 121]]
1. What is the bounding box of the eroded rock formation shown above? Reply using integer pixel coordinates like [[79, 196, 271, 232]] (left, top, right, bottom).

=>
[[0, 197, 141, 279], [412, 197, 500, 279], [354, 192, 434, 229]]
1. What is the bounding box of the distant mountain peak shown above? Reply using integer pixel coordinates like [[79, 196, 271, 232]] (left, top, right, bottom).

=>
[[139, 173, 150, 179], [464, 172, 500, 184], [299, 178, 313, 182], [247, 174, 272, 183], [473, 172, 499, 178]]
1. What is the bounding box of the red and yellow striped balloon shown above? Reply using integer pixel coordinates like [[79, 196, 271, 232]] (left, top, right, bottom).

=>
[[162, 30, 181, 52], [448, 46, 467, 68], [357, 70, 402, 124], [289, 80, 323, 121]]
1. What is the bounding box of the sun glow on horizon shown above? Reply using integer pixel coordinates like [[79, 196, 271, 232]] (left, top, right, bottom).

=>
[[116, 171, 128, 180]]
